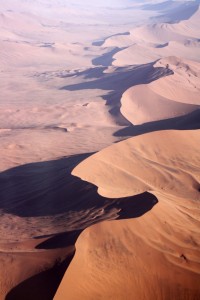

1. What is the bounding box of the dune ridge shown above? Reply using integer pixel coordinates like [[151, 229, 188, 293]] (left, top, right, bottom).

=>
[[72, 130, 200, 199], [56, 129, 200, 300], [102, 6, 200, 66], [120, 57, 200, 125]]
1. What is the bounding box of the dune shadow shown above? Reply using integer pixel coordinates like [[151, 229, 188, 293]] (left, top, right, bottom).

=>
[[33, 192, 157, 250], [114, 109, 200, 138], [0, 150, 159, 219], [1, 152, 158, 300], [35, 230, 82, 250], [142, 0, 199, 23], [5, 254, 74, 300], [5, 190, 157, 300], [60, 62, 173, 126], [92, 47, 126, 67], [60, 62, 172, 93], [0, 150, 158, 224], [0, 153, 94, 217]]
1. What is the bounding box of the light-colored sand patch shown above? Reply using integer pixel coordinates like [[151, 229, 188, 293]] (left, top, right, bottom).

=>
[[72, 130, 200, 199], [151, 57, 200, 104], [56, 130, 200, 300], [120, 57, 200, 125]]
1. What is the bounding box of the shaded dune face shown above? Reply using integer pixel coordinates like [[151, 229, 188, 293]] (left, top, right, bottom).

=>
[[109, 7, 200, 67], [55, 206, 200, 300], [55, 129, 200, 300], [0, 153, 157, 300], [0, 153, 157, 240], [120, 57, 200, 125]]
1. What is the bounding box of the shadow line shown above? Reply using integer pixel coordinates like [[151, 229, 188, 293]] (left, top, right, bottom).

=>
[[2, 153, 158, 300], [5, 191, 157, 300], [60, 62, 173, 126], [114, 109, 200, 138], [5, 253, 75, 300]]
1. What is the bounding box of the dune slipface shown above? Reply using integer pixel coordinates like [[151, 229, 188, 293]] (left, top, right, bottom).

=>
[[111, 7, 200, 66], [55, 130, 200, 299], [120, 57, 200, 125]]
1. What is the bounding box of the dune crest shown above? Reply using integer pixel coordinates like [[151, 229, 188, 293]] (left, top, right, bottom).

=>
[[56, 129, 200, 299], [151, 57, 200, 104], [72, 130, 200, 199], [105, 6, 200, 67], [120, 56, 200, 125]]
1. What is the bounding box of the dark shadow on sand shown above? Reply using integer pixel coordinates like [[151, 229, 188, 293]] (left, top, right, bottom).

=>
[[5, 253, 75, 300], [60, 62, 173, 125], [34, 192, 157, 251], [0, 152, 154, 219], [92, 47, 126, 67], [60, 63, 172, 94], [142, 0, 199, 23], [5, 190, 157, 300], [114, 109, 200, 138], [2, 153, 158, 300]]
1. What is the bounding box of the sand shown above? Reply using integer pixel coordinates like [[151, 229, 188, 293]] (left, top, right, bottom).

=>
[[109, 7, 200, 66], [0, 0, 200, 299], [55, 198, 200, 300], [120, 57, 200, 125], [56, 130, 200, 300]]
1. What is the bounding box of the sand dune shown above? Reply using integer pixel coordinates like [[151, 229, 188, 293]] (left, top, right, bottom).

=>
[[112, 39, 200, 66], [151, 57, 200, 104], [55, 200, 200, 300], [72, 130, 200, 199], [120, 56, 200, 125], [131, 6, 200, 44], [55, 129, 200, 299], [121, 83, 199, 125], [103, 6, 200, 67]]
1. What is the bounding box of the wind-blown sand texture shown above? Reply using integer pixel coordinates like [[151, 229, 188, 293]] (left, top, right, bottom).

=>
[[110, 7, 200, 66], [72, 130, 200, 199], [0, 0, 200, 299], [120, 57, 200, 125], [58, 132, 200, 300]]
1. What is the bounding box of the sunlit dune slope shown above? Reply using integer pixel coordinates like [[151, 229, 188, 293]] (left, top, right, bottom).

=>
[[120, 57, 200, 125], [55, 129, 200, 300], [72, 130, 200, 199]]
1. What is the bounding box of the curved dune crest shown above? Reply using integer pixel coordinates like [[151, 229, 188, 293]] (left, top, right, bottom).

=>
[[120, 83, 199, 126], [72, 130, 200, 199], [113, 40, 200, 66], [108, 6, 200, 67], [151, 57, 200, 104], [131, 7, 200, 44], [120, 57, 200, 125], [56, 129, 200, 300], [55, 206, 200, 300]]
